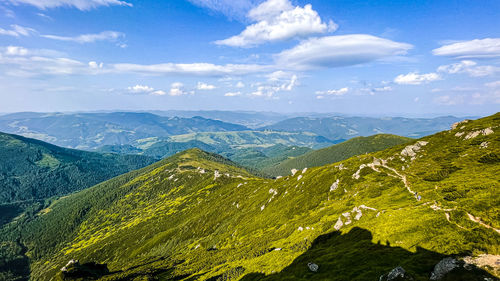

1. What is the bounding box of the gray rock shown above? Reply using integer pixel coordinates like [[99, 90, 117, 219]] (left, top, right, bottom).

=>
[[387, 266, 406, 281], [307, 262, 319, 272], [380, 266, 413, 281], [430, 257, 460, 280]]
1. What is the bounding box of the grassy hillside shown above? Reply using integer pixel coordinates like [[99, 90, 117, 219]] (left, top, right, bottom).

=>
[[0, 131, 156, 204], [259, 115, 463, 141], [0, 112, 249, 150], [164, 130, 336, 150], [263, 134, 411, 176], [1, 113, 499, 280]]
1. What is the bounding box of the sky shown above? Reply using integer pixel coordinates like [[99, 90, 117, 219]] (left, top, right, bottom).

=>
[[0, 0, 499, 116]]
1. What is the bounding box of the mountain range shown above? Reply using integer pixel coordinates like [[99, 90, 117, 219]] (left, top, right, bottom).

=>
[[0, 113, 497, 280], [0, 112, 465, 153]]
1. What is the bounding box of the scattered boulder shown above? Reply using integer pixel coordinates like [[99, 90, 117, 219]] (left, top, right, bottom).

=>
[[451, 120, 469, 130], [379, 266, 413, 281], [291, 169, 298, 176], [307, 262, 319, 272], [401, 141, 428, 158], [330, 179, 340, 191], [430, 257, 460, 280], [334, 217, 343, 230]]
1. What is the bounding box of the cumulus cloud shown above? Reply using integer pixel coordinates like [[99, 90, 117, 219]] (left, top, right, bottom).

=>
[[127, 85, 155, 93], [235, 81, 245, 88], [250, 71, 298, 98], [0, 25, 36, 37], [315, 87, 349, 96], [432, 38, 500, 59], [394, 72, 441, 85], [276, 34, 412, 70], [169, 82, 192, 96], [6, 0, 132, 10], [196, 82, 216, 90], [215, 0, 336, 47], [225, 91, 242, 96], [437, 60, 499, 77], [42, 31, 124, 44]]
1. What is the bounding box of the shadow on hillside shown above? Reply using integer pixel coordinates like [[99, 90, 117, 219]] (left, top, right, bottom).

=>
[[239, 227, 498, 281]]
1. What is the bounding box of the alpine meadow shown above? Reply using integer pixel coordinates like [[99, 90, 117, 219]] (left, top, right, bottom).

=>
[[0, 0, 499, 280]]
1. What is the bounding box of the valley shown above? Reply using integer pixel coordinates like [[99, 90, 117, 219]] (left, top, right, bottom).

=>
[[0, 112, 498, 280]]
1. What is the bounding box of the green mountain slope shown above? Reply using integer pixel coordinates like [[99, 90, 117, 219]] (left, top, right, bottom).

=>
[[2, 114, 499, 280], [0, 131, 156, 204], [263, 134, 412, 176]]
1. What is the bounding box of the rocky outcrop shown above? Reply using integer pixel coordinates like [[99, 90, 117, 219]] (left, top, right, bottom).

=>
[[430, 257, 460, 280], [401, 141, 428, 158], [330, 179, 339, 191]]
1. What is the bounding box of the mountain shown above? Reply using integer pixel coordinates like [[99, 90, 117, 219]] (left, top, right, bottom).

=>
[[1, 113, 499, 280], [0, 112, 249, 150], [149, 110, 294, 129], [263, 134, 412, 176], [98, 131, 330, 171], [258, 115, 465, 141], [164, 130, 336, 150], [0, 131, 156, 205]]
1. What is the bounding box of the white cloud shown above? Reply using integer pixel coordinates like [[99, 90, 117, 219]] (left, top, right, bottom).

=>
[[0, 25, 36, 37], [373, 86, 393, 92], [0, 46, 85, 76], [235, 81, 245, 88], [215, 0, 336, 47], [7, 0, 132, 10], [276, 34, 412, 70], [127, 85, 154, 93], [42, 31, 124, 43], [394, 72, 441, 85], [432, 38, 500, 59], [88, 61, 103, 69], [225, 91, 242, 97], [196, 82, 216, 90], [437, 60, 499, 77], [111, 62, 271, 76], [315, 87, 349, 96], [169, 82, 191, 96], [5, 46, 29, 56], [152, 90, 166, 96], [250, 71, 298, 98]]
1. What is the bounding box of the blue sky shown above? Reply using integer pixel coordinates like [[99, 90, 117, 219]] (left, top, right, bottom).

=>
[[0, 0, 499, 116]]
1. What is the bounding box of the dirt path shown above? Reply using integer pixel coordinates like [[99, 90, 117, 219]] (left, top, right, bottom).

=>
[[367, 158, 500, 234]]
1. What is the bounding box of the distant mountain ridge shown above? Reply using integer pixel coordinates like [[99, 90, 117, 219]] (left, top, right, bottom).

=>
[[0, 112, 249, 150], [0, 112, 466, 153], [258, 115, 464, 141]]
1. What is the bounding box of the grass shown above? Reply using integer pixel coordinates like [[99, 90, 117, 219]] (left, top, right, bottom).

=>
[[0, 113, 499, 280]]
